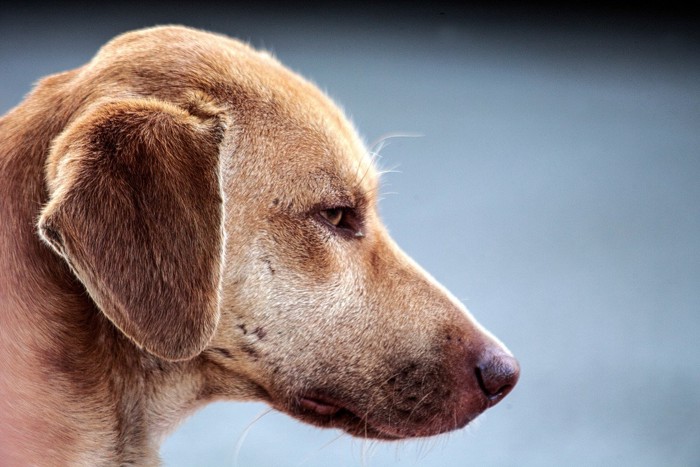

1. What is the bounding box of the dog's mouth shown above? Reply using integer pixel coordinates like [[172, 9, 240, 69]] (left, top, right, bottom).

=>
[[291, 393, 403, 440], [283, 392, 477, 440], [298, 396, 344, 416]]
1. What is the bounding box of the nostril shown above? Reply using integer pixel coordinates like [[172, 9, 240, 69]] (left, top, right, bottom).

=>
[[475, 354, 520, 403]]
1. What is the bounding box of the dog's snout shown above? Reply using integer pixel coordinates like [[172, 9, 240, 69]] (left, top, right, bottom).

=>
[[475, 352, 520, 404]]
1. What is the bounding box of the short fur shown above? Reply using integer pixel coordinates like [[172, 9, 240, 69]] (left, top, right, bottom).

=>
[[0, 26, 519, 465]]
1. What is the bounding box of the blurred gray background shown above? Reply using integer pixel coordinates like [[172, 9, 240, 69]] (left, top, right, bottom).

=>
[[2, 2, 698, 466]]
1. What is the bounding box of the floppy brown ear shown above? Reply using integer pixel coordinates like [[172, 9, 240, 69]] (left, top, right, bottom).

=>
[[38, 97, 228, 361]]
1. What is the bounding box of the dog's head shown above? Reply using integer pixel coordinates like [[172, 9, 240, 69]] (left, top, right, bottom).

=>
[[37, 26, 518, 439]]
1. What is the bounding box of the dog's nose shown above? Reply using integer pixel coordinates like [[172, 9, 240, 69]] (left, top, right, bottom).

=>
[[475, 352, 520, 404]]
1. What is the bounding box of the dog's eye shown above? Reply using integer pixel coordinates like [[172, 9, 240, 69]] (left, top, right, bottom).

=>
[[318, 207, 364, 238], [320, 208, 344, 227]]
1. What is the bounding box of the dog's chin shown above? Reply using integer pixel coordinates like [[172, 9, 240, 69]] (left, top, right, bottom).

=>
[[277, 393, 477, 440]]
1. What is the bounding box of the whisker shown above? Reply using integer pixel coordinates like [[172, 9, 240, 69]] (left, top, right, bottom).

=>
[[353, 158, 375, 191], [416, 432, 442, 460], [377, 165, 402, 177], [356, 133, 417, 193], [295, 431, 347, 466], [359, 438, 380, 467], [369, 132, 424, 155], [232, 407, 273, 467]]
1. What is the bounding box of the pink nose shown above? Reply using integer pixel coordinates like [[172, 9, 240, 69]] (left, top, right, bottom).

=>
[[476, 352, 520, 404]]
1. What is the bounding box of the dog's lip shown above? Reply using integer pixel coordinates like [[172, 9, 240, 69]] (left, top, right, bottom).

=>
[[292, 393, 408, 440], [293, 393, 382, 436], [298, 396, 343, 416], [282, 384, 492, 440], [295, 392, 356, 419], [291, 391, 483, 440]]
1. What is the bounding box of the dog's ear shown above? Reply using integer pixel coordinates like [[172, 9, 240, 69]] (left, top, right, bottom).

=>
[[38, 97, 228, 361]]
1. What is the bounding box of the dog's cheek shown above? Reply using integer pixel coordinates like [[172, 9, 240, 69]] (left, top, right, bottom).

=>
[[216, 215, 383, 391], [263, 215, 339, 284]]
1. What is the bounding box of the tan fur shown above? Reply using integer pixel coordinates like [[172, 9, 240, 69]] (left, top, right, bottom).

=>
[[0, 26, 519, 465]]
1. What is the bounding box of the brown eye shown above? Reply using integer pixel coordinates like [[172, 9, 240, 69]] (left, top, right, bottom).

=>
[[320, 208, 344, 227], [317, 206, 365, 238]]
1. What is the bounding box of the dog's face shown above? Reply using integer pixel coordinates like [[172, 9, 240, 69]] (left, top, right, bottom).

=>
[[37, 26, 518, 440]]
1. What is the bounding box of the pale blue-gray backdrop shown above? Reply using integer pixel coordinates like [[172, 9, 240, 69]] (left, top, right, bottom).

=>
[[2, 3, 698, 466]]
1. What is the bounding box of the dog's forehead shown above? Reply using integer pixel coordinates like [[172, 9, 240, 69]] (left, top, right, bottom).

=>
[[247, 52, 374, 183], [232, 109, 378, 209], [289, 128, 377, 207], [225, 53, 379, 204], [283, 109, 376, 194], [98, 27, 378, 203]]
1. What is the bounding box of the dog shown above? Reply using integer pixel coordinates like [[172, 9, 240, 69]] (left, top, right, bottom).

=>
[[0, 25, 519, 465]]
